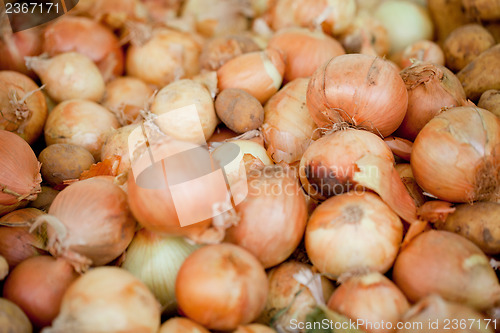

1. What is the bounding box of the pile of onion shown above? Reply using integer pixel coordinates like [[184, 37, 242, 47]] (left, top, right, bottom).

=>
[[410, 106, 500, 203], [306, 54, 408, 137], [33, 177, 136, 272], [0, 130, 41, 216], [0, 70, 47, 144], [393, 230, 500, 310], [43, 267, 161, 333]]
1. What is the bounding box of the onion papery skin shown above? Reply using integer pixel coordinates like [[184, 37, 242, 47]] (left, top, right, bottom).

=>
[[306, 54, 408, 137], [393, 230, 500, 310], [327, 272, 410, 333], [395, 62, 468, 141], [0, 27, 43, 77], [43, 267, 161, 333], [121, 228, 200, 314], [225, 165, 308, 268], [44, 177, 136, 271], [3, 255, 79, 328], [43, 16, 124, 81], [176, 244, 268, 331], [306, 191, 403, 278], [410, 106, 500, 203], [0, 208, 46, 268], [0, 130, 42, 215]]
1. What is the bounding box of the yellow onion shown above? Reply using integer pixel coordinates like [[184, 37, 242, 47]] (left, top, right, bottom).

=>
[[26, 53, 105, 103], [267, 28, 345, 82], [102, 77, 154, 125], [34, 177, 136, 272], [327, 272, 410, 333], [398, 40, 445, 69], [410, 106, 500, 203], [0, 71, 47, 144], [306, 191, 403, 278], [176, 244, 268, 331], [225, 165, 307, 268], [0, 298, 32, 333], [200, 35, 261, 71], [395, 62, 468, 141], [235, 324, 277, 333], [0, 208, 46, 268], [262, 78, 317, 164], [159, 317, 210, 333], [393, 230, 500, 310], [43, 267, 161, 333], [258, 261, 334, 332], [306, 54, 408, 137], [126, 28, 202, 87], [217, 48, 285, 104], [0, 130, 41, 216], [101, 124, 141, 175], [398, 295, 494, 333], [121, 229, 200, 313], [44, 99, 120, 161]]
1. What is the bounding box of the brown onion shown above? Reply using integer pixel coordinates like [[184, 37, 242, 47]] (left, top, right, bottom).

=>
[[411, 106, 500, 203], [43, 16, 124, 81], [43, 267, 160, 333], [395, 62, 468, 141], [159, 317, 210, 333], [176, 243, 268, 331], [225, 165, 307, 268], [306, 191, 403, 278], [0, 25, 43, 76], [393, 230, 500, 310], [398, 40, 445, 69], [3, 256, 79, 328], [327, 272, 410, 333], [307, 54, 408, 137], [0, 298, 32, 333], [33, 177, 136, 272], [267, 28, 345, 82], [200, 35, 261, 71], [262, 78, 317, 164], [0, 71, 47, 144], [0, 208, 46, 268], [0, 130, 41, 216], [44, 99, 120, 161]]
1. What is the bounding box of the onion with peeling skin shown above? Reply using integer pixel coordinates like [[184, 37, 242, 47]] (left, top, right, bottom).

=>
[[393, 230, 500, 310], [44, 99, 120, 161], [327, 272, 410, 333], [0, 130, 42, 216], [200, 35, 261, 71], [0, 71, 47, 144], [262, 78, 317, 164], [43, 16, 124, 81]]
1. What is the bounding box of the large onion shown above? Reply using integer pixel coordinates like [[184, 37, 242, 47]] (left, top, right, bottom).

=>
[[0, 71, 47, 144], [176, 244, 268, 331], [410, 106, 500, 203], [393, 230, 500, 310], [43, 267, 161, 333], [306, 54, 408, 137], [43, 16, 124, 81], [0, 130, 41, 216], [34, 177, 136, 272]]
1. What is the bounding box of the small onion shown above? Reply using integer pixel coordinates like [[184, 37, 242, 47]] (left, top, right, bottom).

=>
[[305, 191, 403, 278], [398, 40, 445, 69], [36, 177, 136, 272], [200, 35, 261, 71], [26, 53, 105, 103], [101, 124, 141, 175], [176, 244, 268, 331], [267, 28, 345, 82], [43, 267, 161, 333], [306, 54, 408, 137], [0, 130, 42, 216], [393, 230, 500, 310], [43, 16, 124, 81], [3, 256, 79, 328], [225, 165, 308, 268], [410, 106, 500, 203], [121, 229, 200, 313], [159, 317, 210, 333], [0, 298, 32, 333], [327, 272, 410, 333], [395, 62, 468, 141], [44, 99, 120, 161], [0, 208, 46, 268], [0, 26, 43, 76], [0, 70, 47, 144], [262, 78, 317, 164]]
